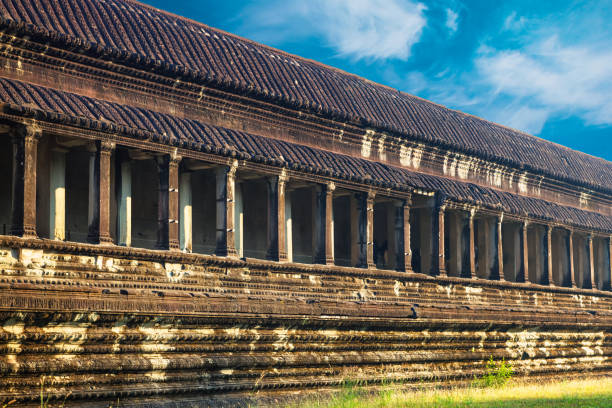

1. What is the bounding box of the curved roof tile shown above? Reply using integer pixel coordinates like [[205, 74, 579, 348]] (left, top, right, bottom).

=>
[[0, 0, 610, 193], [0, 77, 610, 232]]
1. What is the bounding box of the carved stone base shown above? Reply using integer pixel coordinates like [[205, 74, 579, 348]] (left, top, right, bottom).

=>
[[0, 242, 611, 406]]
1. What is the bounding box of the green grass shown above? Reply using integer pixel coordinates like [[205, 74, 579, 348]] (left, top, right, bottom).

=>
[[285, 377, 612, 408]]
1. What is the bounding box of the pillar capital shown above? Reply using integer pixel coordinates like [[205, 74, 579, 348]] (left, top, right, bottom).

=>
[[10, 123, 42, 143], [169, 155, 182, 169], [404, 191, 413, 207], [99, 139, 116, 152], [278, 169, 289, 184], [469, 207, 477, 219]]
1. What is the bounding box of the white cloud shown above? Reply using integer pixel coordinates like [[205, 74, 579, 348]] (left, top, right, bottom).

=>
[[445, 8, 459, 34], [502, 11, 527, 32], [475, 36, 612, 132], [240, 0, 427, 61]]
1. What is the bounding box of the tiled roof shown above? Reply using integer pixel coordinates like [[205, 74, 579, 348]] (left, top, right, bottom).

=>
[[0, 77, 610, 232], [0, 0, 610, 193]]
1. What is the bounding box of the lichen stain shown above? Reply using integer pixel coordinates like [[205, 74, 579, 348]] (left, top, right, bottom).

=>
[[412, 145, 424, 168], [580, 192, 590, 208], [361, 130, 375, 158], [399, 144, 412, 167], [393, 281, 402, 297], [518, 172, 528, 193], [378, 133, 387, 161]]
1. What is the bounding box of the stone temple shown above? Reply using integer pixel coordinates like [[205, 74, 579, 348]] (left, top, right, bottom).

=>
[[0, 0, 610, 406]]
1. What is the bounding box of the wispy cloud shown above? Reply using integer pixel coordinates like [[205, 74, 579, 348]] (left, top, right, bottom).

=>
[[396, 8, 612, 135], [502, 11, 527, 32], [474, 36, 612, 133], [445, 8, 459, 34], [238, 0, 427, 61]]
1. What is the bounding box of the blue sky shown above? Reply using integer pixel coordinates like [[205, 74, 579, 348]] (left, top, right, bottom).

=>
[[146, 0, 612, 161]]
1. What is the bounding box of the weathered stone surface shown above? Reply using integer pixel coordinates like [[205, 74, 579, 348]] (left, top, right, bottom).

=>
[[0, 240, 611, 406]]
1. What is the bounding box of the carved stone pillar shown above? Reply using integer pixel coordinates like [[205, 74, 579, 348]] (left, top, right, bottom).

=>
[[234, 181, 244, 258], [215, 163, 238, 257], [468, 210, 476, 279], [355, 192, 368, 268], [401, 195, 412, 272], [87, 140, 115, 245], [495, 214, 505, 281], [10, 125, 41, 238], [179, 171, 193, 253], [568, 230, 576, 288], [49, 147, 67, 241], [314, 183, 335, 265], [433, 201, 446, 277], [545, 225, 554, 286], [588, 235, 595, 289], [285, 191, 293, 262], [393, 200, 405, 272], [117, 152, 132, 247], [155, 154, 181, 251], [266, 172, 288, 262], [520, 221, 529, 283], [608, 236, 612, 291]]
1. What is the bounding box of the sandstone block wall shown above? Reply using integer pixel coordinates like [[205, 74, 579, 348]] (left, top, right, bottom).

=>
[[1, 240, 611, 406]]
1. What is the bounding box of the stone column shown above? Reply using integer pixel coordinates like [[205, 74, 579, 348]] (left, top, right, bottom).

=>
[[520, 221, 529, 283], [495, 214, 505, 281], [155, 154, 181, 251], [545, 225, 554, 286], [87, 140, 115, 245], [314, 183, 335, 265], [179, 171, 192, 253], [588, 235, 595, 289], [402, 195, 412, 272], [234, 181, 244, 258], [10, 125, 41, 238], [355, 192, 367, 268], [266, 173, 288, 262], [365, 191, 375, 268], [468, 210, 476, 279], [49, 147, 67, 241], [608, 236, 612, 291], [350, 195, 360, 267], [285, 191, 293, 263], [568, 230, 576, 288], [393, 200, 405, 271], [215, 163, 238, 257], [117, 153, 132, 247], [433, 201, 447, 277]]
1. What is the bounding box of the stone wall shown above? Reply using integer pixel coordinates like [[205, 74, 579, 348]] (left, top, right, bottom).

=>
[[1, 238, 611, 407]]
